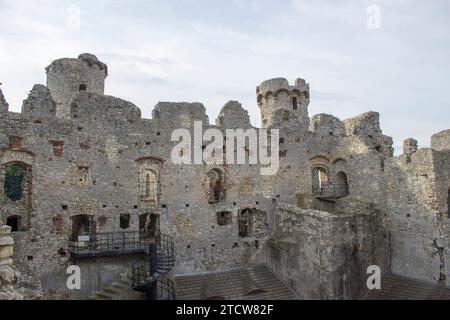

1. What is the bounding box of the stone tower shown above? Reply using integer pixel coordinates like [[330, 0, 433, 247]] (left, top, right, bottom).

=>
[[257, 78, 310, 129], [46, 53, 108, 118]]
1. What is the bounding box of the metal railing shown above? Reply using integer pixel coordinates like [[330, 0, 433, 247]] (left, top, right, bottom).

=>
[[68, 231, 154, 258], [131, 234, 176, 300], [314, 182, 349, 199]]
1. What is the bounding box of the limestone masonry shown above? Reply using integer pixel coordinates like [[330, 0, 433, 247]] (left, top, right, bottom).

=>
[[0, 54, 449, 300]]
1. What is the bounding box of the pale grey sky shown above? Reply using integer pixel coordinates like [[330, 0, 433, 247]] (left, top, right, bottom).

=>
[[1, 0, 449, 152]]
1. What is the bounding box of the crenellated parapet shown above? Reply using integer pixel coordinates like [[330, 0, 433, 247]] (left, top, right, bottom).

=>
[[257, 78, 310, 129]]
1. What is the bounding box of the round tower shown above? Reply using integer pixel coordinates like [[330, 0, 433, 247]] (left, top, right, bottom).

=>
[[46, 53, 108, 118], [257, 78, 310, 128]]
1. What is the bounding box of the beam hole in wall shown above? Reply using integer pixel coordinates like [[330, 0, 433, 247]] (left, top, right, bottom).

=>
[[58, 248, 67, 257], [79, 84, 87, 91], [27, 256, 33, 261]]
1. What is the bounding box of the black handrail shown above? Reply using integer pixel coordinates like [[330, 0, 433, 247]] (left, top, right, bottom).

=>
[[68, 231, 154, 257], [131, 234, 176, 300]]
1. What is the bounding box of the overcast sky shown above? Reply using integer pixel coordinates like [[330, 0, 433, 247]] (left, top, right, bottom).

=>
[[0, 0, 449, 152]]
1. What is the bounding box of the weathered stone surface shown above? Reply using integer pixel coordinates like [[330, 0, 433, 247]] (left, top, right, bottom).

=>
[[0, 53, 448, 300]]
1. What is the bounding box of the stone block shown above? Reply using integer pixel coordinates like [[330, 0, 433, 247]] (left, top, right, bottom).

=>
[[0, 246, 13, 259]]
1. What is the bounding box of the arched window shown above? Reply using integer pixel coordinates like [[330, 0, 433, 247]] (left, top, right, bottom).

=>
[[335, 172, 349, 197], [292, 97, 298, 110], [6, 215, 21, 232], [239, 209, 253, 238], [145, 173, 151, 198], [207, 169, 224, 204], [141, 169, 158, 203], [312, 166, 329, 193], [4, 163, 26, 201]]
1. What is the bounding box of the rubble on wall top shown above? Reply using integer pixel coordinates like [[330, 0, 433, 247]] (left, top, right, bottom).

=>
[[0, 83, 9, 112]]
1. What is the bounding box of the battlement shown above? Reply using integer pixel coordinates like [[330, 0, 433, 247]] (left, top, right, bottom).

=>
[[256, 78, 309, 99], [152, 102, 209, 127], [257, 78, 310, 129], [46, 53, 108, 119], [216, 101, 252, 129], [69, 92, 141, 126], [431, 129, 450, 152]]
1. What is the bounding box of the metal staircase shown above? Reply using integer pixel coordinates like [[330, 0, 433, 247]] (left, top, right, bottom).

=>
[[131, 234, 176, 300]]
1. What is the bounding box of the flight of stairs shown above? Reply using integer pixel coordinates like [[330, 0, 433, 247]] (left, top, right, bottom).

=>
[[89, 273, 145, 300], [176, 264, 298, 300], [365, 274, 450, 300]]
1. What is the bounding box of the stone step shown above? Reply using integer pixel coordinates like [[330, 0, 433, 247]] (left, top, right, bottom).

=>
[[365, 274, 450, 300], [176, 264, 297, 300]]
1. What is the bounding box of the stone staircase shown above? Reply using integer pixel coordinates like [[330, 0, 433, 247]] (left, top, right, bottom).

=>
[[176, 264, 298, 300], [89, 273, 145, 300], [365, 274, 450, 300]]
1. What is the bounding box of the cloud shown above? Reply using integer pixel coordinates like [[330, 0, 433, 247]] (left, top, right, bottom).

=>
[[0, 0, 449, 149]]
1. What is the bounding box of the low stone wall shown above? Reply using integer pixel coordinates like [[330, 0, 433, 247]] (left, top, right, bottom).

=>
[[261, 205, 389, 300], [0, 225, 23, 300]]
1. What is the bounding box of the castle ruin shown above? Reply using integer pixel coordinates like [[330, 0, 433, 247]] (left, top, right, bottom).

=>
[[0, 53, 450, 300]]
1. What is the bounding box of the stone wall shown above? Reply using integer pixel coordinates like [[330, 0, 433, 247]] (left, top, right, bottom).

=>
[[262, 206, 389, 300], [0, 53, 449, 299]]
